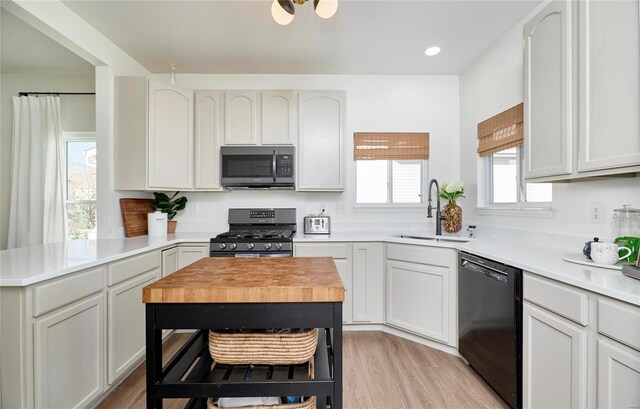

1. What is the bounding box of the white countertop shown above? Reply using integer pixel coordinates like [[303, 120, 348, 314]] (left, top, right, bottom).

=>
[[0, 233, 214, 286], [2, 230, 639, 306], [456, 239, 640, 306]]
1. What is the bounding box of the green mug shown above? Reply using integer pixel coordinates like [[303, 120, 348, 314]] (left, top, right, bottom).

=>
[[614, 236, 640, 263]]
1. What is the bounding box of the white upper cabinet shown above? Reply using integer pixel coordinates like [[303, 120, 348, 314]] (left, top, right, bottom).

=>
[[195, 91, 223, 190], [224, 91, 260, 145], [578, 0, 640, 172], [297, 91, 346, 191], [523, 0, 574, 179], [261, 90, 296, 145], [148, 79, 194, 189], [524, 0, 640, 182]]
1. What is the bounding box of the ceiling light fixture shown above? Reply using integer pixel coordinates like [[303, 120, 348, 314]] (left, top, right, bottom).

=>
[[424, 46, 441, 57], [271, 0, 338, 25]]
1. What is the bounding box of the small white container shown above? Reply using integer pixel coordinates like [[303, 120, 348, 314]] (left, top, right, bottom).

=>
[[147, 211, 168, 236]]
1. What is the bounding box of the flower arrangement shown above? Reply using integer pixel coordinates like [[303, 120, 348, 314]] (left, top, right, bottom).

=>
[[439, 181, 465, 202]]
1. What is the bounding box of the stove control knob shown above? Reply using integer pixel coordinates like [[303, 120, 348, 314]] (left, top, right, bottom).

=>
[[264, 243, 272, 250], [218, 243, 226, 250], [229, 243, 237, 250], [247, 243, 254, 250], [275, 243, 283, 250]]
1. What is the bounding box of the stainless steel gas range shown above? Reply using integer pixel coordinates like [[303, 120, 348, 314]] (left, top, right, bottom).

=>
[[209, 208, 296, 257]]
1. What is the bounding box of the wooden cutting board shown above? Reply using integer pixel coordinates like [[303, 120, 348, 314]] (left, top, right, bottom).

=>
[[120, 198, 155, 237]]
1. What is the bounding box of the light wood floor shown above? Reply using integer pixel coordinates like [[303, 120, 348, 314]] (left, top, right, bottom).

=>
[[98, 331, 509, 409]]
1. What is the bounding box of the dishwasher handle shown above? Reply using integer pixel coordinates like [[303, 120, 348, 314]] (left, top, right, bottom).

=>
[[461, 259, 509, 285]]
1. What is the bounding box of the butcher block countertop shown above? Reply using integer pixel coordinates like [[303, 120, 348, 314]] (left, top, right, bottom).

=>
[[142, 257, 345, 303]]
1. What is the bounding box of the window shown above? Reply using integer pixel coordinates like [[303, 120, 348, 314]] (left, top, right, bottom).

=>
[[356, 160, 425, 204], [487, 147, 552, 205], [64, 132, 97, 239], [354, 132, 429, 206]]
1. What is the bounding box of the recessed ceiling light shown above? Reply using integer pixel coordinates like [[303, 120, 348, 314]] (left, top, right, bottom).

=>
[[424, 46, 441, 56]]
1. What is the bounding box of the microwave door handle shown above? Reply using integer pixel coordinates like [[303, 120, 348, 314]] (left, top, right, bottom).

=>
[[272, 150, 277, 182]]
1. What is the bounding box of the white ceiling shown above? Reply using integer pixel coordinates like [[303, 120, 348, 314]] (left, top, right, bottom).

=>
[[0, 9, 94, 73], [62, 0, 541, 75]]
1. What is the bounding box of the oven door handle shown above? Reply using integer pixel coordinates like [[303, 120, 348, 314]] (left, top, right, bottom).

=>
[[272, 149, 277, 182]]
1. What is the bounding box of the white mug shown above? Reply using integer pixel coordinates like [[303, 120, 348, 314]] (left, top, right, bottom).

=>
[[591, 242, 632, 265]]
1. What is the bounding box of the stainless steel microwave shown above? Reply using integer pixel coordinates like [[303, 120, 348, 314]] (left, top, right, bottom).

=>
[[220, 146, 295, 189]]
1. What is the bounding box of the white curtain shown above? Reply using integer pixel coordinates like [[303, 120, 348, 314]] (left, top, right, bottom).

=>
[[7, 96, 66, 248]]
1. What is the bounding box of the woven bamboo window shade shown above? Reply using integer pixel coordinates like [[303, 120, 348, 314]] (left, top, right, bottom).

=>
[[353, 132, 429, 160], [477, 103, 524, 157]]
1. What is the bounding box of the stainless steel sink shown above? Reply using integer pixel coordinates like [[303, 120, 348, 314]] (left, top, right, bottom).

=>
[[394, 234, 470, 243]]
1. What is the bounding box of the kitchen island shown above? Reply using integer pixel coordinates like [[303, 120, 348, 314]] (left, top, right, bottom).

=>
[[142, 257, 345, 409]]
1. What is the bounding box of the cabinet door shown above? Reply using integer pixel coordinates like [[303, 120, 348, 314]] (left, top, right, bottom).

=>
[[578, 0, 640, 171], [34, 293, 105, 409], [334, 258, 353, 324], [178, 245, 209, 269], [523, 1, 574, 179], [352, 243, 384, 323], [107, 271, 158, 384], [261, 90, 295, 145], [148, 79, 194, 189], [523, 302, 587, 409], [597, 339, 640, 409], [195, 91, 223, 190], [224, 91, 259, 145], [297, 91, 345, 191], [386, 260, 449, 343], [162, 247, 179, 277]]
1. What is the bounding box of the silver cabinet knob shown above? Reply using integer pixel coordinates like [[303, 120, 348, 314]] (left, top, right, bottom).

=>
[[264, 243, 272, 250], [247, 243, 254, 250], [218, 243, 226, 249]]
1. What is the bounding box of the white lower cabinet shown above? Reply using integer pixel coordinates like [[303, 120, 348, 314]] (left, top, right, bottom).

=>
[[597, 339, 640, 408], [384, 244, 456, 346], [523, 302, 588, 409], [162, 247, 179, 277], [34, 293, 105, 409], [107, 271, 159, 383], [523, 272, 640, 409], [386, 260, 449, 343], [293, 242, 384, 324], [178, 245, 209, 269]]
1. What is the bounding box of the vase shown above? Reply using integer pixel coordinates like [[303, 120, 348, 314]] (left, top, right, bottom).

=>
[[442, 201, 462, 233], [167, 220, 177, 234]]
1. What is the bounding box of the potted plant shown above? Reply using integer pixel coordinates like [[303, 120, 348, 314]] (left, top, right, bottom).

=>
[[439, 181, 465, 233], [152, 192, 188, 234]]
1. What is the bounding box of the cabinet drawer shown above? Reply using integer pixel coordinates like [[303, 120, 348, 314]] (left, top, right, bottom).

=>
[[33, 267, 104, 317], [524, 273, 589, 326], [598, 298, 640, 351], [108, 251, 161, 286], [294, 243, 349, 259], [386, 244, 450, 267]]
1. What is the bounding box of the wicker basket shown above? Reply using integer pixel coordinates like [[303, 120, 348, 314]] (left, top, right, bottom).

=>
[[208, 329, 318, 365], [207, 396, 316, 409]]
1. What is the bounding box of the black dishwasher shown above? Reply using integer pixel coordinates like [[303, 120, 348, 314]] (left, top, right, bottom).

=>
[[458, 252, 522, 409]]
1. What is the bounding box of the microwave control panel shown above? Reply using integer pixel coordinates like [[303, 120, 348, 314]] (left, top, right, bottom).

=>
[[277, 155, 293, 177]]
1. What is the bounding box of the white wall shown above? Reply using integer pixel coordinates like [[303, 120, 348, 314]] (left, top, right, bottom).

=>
[[151, 74, 460, 233], [459, 5, 640, 240], [0, 71, 95, 249]]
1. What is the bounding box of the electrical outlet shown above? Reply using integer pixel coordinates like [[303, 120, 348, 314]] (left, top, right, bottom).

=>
[[320, 204, 327, 214], [191, 203, 199, 215], [590, 202, 605, 223], [336, 203, 345, 214]]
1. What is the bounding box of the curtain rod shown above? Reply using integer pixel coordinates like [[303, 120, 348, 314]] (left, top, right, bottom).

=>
[[18, 92, 96, 97]]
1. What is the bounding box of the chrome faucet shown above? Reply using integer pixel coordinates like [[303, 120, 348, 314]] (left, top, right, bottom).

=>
[[427, 178, 446, 236]]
